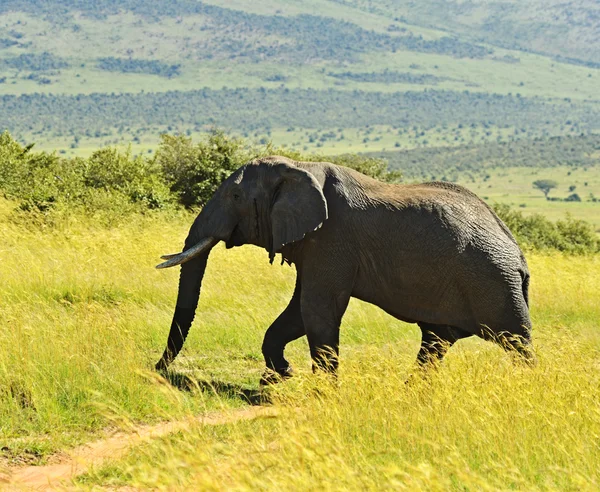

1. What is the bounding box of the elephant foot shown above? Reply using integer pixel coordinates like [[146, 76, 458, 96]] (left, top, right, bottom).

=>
[[259, 366, 294, 387]]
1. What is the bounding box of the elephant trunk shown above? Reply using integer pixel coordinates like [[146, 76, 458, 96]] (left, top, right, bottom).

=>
[[155, 251, 210, 371], [155, 207, 223, 371]]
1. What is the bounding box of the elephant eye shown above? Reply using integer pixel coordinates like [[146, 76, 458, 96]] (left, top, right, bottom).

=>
[[233, 193, 240, 201]]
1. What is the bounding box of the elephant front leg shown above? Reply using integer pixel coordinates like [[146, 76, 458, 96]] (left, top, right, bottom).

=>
[[300, 288, 352, 375], [260, 277, 305, 385]]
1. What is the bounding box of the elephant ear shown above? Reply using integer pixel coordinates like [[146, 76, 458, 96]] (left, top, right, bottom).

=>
[[270, 164, 328, 262]]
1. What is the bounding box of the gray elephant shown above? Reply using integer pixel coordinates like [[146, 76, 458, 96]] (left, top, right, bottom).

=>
[[155, 156, 533, 383]]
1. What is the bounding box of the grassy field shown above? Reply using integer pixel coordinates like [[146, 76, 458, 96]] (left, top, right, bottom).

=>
[[1, 197, 599, 489], [454, 166, 600, 230], [29, 124, 532, 158]]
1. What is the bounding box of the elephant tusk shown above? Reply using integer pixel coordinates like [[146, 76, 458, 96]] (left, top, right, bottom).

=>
[[156, 237, 218, 269]]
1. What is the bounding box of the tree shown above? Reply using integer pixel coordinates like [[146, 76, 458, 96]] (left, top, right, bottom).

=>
[[532, 179, 558, 199]]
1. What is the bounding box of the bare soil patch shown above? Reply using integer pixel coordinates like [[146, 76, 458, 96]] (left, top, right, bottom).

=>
[[1, 406, 275, 491]]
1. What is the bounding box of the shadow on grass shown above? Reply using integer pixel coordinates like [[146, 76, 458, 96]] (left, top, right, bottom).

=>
[[162, 371, 267, 405]]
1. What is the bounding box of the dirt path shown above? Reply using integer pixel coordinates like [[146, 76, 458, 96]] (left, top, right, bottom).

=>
[[1, 406, 276, 491]]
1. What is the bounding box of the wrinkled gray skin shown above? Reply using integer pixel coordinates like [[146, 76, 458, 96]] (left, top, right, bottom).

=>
[[156, 156, 533, 382]]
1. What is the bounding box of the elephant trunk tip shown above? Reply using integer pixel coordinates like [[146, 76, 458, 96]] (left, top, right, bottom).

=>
[[155, 357, 170, 372]]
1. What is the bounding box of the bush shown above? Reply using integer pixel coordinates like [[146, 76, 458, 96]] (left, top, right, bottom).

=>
[[327, 154, 402, 183], [1, 130, 400, 214], [96, 57, 181, 78], [0, 131, 172, 217], [83, 147, 172, 209], [0, 132, 77, 212], [153, 130, 402, 208], [493, 203, 598, 254], [154, 130, 252, 208]]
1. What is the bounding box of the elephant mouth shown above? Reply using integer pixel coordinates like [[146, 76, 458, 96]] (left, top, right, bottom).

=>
[[225, 224, 245, 249]]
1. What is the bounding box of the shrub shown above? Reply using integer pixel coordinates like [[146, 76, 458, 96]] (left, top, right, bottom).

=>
[[0, 132, 76, 212], [327, 154, 402, 183], [154, 131, 402, 208], [83, 147, 172, 209], [2, 130, 400, 215], [493, 203, 598, 254], [154, 130, 252, 208], [0, 131, 172, 216]]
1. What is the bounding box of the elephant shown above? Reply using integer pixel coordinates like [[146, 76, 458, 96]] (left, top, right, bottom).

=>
[[155, 155, 533, 383]]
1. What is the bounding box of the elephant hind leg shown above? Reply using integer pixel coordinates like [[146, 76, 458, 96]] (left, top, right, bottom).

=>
[[479, 323, 536, 366], [476, 297, 535, 366], [416, 323, 470, 368]]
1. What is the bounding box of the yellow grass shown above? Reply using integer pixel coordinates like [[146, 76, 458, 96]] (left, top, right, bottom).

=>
[[1, 198, 599, 489]]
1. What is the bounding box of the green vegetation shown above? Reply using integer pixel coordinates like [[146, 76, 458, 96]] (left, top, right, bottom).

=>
[[0, 131, 172, 218], [3, 89, 599, 145], [1, 205, 599, 487], [1, 0, 599, 149], [493, 203, 599, 254], [372, 133, 600, 179], [335, 0, 600, 65], [327, 69, 459, 85], [0, 52, 69, 71], [0, 131, 400, 216], [97, 58, 181, 78]]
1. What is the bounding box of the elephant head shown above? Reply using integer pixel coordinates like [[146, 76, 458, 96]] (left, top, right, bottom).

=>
[[154, 156, 328, 370]]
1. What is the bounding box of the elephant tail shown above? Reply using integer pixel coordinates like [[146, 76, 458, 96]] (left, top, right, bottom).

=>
[[520, 269, 530, 308]]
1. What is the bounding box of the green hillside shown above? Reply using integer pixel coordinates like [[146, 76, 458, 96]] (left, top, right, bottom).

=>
[[335, 0, 600, 66], [0, 0, 598, 160]]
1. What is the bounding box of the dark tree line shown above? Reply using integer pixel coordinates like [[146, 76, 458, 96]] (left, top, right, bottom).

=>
[[2, 88, 600, 138], [327, 69, 459, 85], [97, 58, 181, 78], [369, 134, 600, 179], [0, 38, 19, 49], [0, 52, 69, 71]]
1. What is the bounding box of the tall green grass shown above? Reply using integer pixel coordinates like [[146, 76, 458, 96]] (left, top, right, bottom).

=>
[[0, 200, 261, 460], [81, 338, 600, 490], [1, 194, 599, 490], [79, 251, 600, 490]]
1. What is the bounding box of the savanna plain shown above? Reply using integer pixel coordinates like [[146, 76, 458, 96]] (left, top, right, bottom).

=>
[[2, 0, 600, 489], [0, 196, 599, 490]]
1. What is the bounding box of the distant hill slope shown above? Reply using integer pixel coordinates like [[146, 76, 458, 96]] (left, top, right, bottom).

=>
[[335, 0, 600, 66], [369, 134, 600, 179], [4, 0, 597, 67], [0, 0, 492, 64], [0, 0, 598, 147]]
